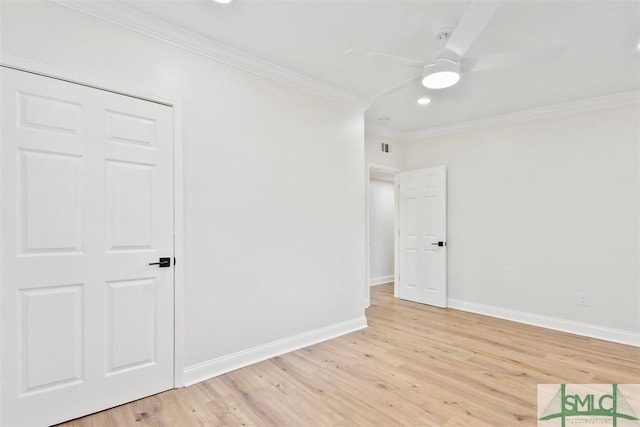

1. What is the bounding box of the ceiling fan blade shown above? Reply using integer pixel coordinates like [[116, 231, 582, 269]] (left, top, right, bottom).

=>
[[462, 46, 565, 73], [368, 72, 423, 101], [346, 49, 431, 68], [445, 2, 501, 57]]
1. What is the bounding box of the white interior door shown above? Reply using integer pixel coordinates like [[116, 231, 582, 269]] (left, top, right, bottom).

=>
[[0, 67, 175, 426], [396, 166, 447, 307]]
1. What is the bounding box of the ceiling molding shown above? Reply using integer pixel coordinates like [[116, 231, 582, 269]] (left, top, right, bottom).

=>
[[400, 91, 640, 141], [49, 0, 371, 112]]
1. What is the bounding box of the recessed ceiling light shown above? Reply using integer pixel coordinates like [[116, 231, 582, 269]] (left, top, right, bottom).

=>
[[417, 97, 431, 105], [212, 0, 233, 4]]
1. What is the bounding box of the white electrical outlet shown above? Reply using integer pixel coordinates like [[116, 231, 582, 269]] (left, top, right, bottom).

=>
[[578, 292, 589, 306]]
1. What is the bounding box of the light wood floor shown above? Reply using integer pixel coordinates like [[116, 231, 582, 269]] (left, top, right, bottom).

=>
[[59, 283, 639, 426]]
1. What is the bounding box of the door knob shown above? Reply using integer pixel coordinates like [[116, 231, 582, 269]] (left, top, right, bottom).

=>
[[431, 241, 446, 247], [149, 257, 171, 268]]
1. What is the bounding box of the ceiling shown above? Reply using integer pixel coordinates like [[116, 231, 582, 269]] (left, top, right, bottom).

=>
[[74, 0, 640, 135]]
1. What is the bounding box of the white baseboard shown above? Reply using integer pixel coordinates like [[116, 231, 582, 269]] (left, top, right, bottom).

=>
[[370, 275, 394, 286], [447, 299, 640, 347], [183, 316, 368, 387]]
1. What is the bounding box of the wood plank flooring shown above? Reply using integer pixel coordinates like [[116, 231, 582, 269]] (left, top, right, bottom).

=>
[[58, 283, 639, 426]]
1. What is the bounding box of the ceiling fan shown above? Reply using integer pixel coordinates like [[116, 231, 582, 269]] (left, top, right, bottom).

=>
[[346, 2, 564, 98]]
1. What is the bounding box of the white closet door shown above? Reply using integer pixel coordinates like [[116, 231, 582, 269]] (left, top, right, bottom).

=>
[[1, 67, 175, 427]]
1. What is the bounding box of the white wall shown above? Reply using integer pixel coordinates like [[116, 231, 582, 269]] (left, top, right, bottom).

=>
[[0, 0, 366, 375], [369, 179, 395, 285], [403, 105, 639, 334]]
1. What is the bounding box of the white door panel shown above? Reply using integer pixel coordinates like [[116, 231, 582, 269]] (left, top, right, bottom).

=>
[[396, 166, 447, 307], [1, 67, 174, 427]]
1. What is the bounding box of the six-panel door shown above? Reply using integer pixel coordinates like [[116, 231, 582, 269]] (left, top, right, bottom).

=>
[[0, 67, 174, 427], [396, 166, 447, 307]]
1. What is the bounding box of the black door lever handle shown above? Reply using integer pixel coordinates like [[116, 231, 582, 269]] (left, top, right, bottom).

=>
[[149, 257, 171, 267], [431, 241, 446, 247]]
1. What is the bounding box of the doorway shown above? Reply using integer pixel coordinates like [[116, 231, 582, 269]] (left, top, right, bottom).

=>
[[366, 164, 400, 307]]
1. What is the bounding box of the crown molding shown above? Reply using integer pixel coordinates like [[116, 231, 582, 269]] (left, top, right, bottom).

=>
[[48, 0, 371, 112], [400, 91, 640, 141]]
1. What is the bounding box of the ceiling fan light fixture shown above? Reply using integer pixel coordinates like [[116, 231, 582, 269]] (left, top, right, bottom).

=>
[[422, 58, 461, 89], [422, 71, 460, 89]]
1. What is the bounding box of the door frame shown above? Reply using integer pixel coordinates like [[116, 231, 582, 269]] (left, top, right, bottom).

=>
[[0, 54, 186, 389], [365, 163, 401, 308]]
